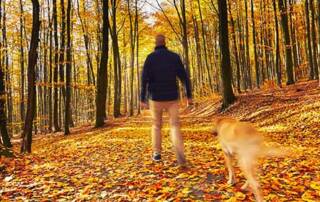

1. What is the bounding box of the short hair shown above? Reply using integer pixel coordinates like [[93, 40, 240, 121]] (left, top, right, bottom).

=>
[[155, 34, 166, 46]]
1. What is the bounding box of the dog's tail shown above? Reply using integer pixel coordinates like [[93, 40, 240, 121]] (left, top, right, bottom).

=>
[[260, 144, 293, 158]]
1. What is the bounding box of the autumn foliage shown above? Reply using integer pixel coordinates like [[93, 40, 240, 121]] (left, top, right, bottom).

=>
[[1, 81, 320, 201]]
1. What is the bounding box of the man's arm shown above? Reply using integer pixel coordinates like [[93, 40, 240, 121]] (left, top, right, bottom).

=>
[[176, 55, 192, 99], [140, 56, 151, 103]]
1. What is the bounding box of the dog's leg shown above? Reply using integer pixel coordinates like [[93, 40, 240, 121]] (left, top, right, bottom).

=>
[[241, 180, 249, 191], [239, 157, 263, 202], [223, 150, 236, 185]]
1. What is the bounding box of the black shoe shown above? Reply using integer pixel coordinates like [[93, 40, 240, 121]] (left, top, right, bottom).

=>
[[152, 153, 161, 162]]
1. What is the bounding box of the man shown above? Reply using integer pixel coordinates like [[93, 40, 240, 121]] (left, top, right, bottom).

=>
[[140, 34, 193, 165]]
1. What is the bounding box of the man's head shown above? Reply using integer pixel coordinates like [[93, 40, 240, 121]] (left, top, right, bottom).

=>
[[155, 34, 166, 47]]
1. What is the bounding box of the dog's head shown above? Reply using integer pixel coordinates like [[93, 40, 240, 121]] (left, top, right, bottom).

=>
[[212, 117, 224, 135]]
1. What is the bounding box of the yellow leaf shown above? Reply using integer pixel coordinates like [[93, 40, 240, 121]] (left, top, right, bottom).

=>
[[235, 192, 247, 200], [310, 181, 320, 190]]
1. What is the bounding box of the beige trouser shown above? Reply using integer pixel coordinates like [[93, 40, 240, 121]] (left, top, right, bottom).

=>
[[149, 100, 186, 164]]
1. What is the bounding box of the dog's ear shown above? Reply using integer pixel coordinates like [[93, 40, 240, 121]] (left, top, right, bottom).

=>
[[212, 117, 223, 134], [213, 117, 224, 126]]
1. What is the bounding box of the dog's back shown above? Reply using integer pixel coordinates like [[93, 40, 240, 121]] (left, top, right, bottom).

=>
[[215, 118, 264, 157]]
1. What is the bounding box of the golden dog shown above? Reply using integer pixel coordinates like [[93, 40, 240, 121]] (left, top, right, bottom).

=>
[[213, 117, 289, 202]]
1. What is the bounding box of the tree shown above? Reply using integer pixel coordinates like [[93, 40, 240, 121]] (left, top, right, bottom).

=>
[[21, 0, 40, 153], [251, 0, 260, 88], [174, 0, 190, 76], [273, 0, 282, 86], [19, 0, 25, 125], [59, 0, 66, 128], [310, 0, 319, 79], [64, 0, 72, 135], [228, 0, 241, 93], [218, 0, 236, 109], [0, 67, 11, 147], [0, 0, 12, 147], [278, 0, 295, 85], [244, 0, 252, 89], [95, 0, 109, 127], [53, 0, 60, 132], [110, 0, 122, 118], [126, 0, 138, 116], [305, 0, 314, 80]]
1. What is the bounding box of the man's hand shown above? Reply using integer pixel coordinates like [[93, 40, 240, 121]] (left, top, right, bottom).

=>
[[187, 98, 194, 107], [140, 101, 148, 110]]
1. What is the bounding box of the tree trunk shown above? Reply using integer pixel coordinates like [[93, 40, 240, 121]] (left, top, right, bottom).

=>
[[110, 0, 121, 117], [244, 0, 252, 89], [21, 0, 40, 153], [19, 0, 25, 126], [218, 0, 236, 109], [310, 0, 319, 78], [318, 0, 320, 83], [64, 0, 72, 135], [0, 0, 12, 147], [273, 0, 282, 86], [127, 0, 137, 116], [228, 0, 241, 93], [250, 0, 260, 88], [197, 0, 213, 90], [59, 0, 66, 127], [278, 0, 295, 84], [95, 0, 109, 127], [0, 66, 11, 147], [48, 0, 53, 131], [305, 0, 314, 79], [53, 0, 60, 132]]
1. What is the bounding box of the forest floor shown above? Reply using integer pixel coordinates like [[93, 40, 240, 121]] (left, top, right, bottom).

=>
[[1, 81, 320, 201]]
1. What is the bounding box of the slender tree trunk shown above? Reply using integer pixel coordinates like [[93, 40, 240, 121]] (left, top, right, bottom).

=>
[[135, 1, 140, 114], [317, 0, 320, 84], [127, 0, 136, 116], [95, 0, 109, 127], [19, 0, 25, 125], [59, 0, 66, 127], [228, 0, 241, 93], [2, 0, 12, 135], [278, 0, 295, 84], [173, 0, 190, 76], [110, 0, 121, 117], [218, 0, 236, 109], [197, 0, 213, 90], [244, 0, 252, 89], [21, 0, 40, 153], [273, 0, 282, 86], [0, 65, 11, 147], [64, 0, 72, 135], [250, 0, 260, 88], [76, 0, 95, 85], [190, 6, 203, 93], [53, 0, 60, 131], [48, 0, 53, 131], [310, 0, 319, 78], [306, 0, 314, 79], [0, 0, 11, 147]]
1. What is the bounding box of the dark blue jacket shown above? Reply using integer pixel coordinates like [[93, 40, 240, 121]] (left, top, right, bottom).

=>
[[140, 46, 192, 102]]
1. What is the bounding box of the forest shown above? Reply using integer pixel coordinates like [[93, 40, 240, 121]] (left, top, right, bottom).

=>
[[0, 0, 320, 201]]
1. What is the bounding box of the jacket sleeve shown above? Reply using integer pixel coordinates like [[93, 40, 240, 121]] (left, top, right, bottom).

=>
[[140, 55, 151, 103], [176, 55, 192, 99]]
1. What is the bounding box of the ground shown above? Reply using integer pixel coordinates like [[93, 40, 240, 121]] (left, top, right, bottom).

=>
[[1, 81, 320, 201]]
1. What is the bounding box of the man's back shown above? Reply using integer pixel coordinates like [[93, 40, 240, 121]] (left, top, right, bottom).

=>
[[140, 45, 192, 102]]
